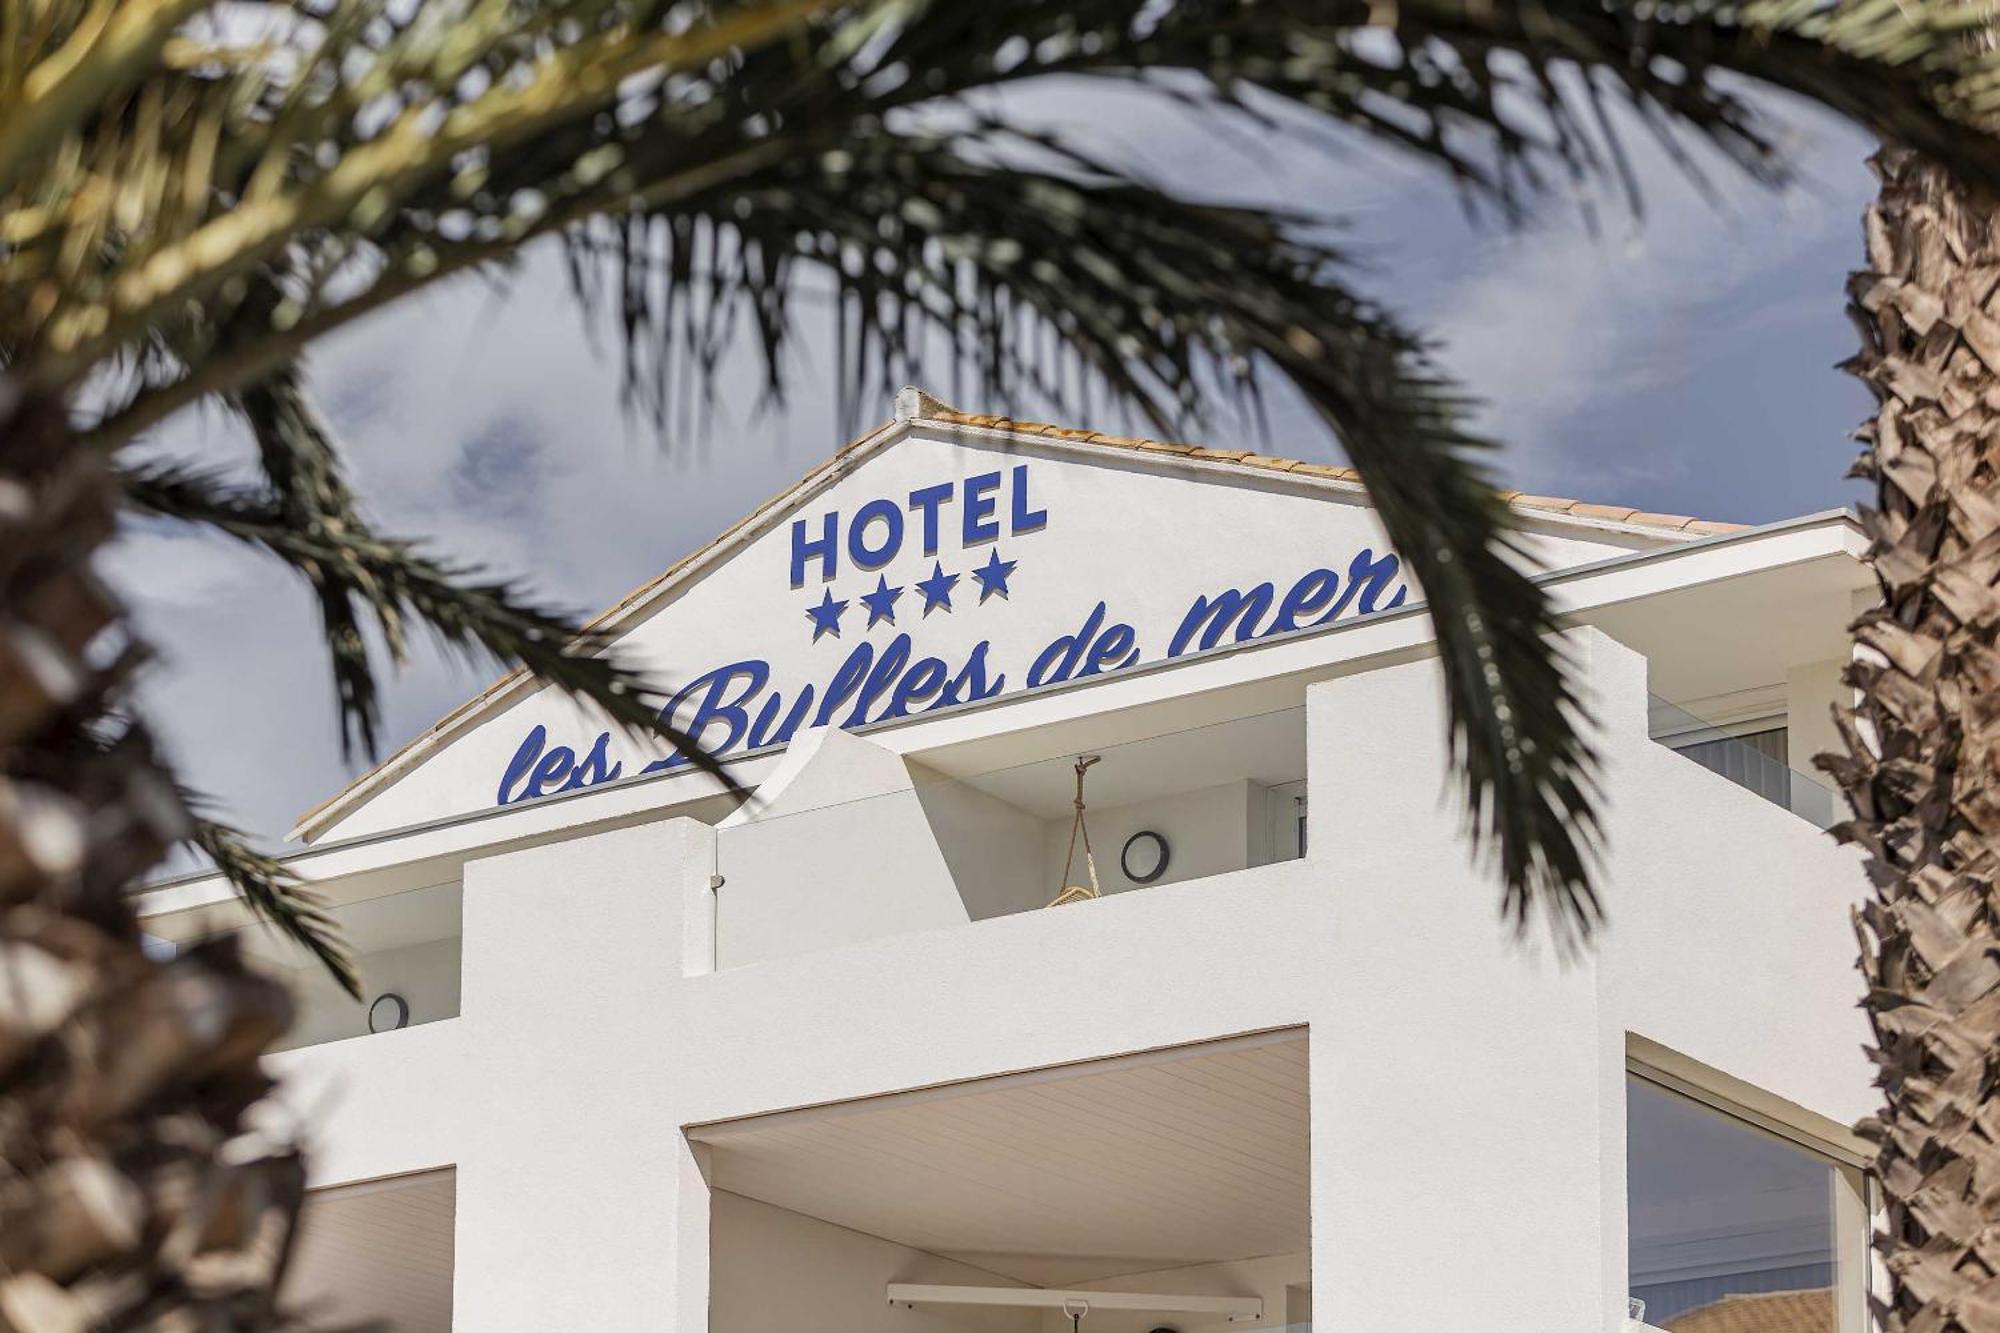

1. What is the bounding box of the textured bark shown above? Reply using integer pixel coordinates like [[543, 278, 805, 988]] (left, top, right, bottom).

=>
[[0, 389, 309, 1330], [1825, 146, 2000, 1333]]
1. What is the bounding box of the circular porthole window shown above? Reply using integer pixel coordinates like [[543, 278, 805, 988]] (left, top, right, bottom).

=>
[[367, 992, 410, 1034], [1120, 830, 1172, 884]]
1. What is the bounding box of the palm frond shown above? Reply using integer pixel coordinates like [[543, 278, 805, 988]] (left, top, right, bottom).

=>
[[185, 811, 359, 1000], [47, 0, 2000, 438], [230, 362, 396, 760], [119, 445, 739, 789], [23, 0, 2000, 945], [569, 129, 1602, 935]]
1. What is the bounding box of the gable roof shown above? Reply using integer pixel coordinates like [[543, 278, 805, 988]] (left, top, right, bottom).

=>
[[288, 387, 1745, 843]]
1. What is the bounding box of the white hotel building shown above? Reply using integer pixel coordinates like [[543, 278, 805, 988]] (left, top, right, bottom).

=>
[[140, 390, 1875, 1333]]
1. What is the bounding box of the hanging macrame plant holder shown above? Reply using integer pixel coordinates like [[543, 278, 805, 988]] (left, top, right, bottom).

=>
[[1047, 755, 1104, 908]]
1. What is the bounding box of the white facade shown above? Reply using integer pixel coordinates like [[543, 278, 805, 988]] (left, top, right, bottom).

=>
[[141, 395, 1877, 1333]]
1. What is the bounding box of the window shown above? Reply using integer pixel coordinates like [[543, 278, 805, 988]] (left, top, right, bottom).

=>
[[1268, 780, 1307, 861], [1627, 1076, 1853, 1332], [1668, 725, 1793, 809]]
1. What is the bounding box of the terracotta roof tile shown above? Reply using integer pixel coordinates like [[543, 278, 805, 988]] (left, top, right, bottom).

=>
[[1509, 494, 1579, 512], [1660, 1287, 1833, 1333], [1629, 511, 1698, 530], [1571, 501, 1640, 522]]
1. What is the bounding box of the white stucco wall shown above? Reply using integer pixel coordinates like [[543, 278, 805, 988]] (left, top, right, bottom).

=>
[[266, 625, 1871, 1333], [1786, 655, 1849, 778], [715, 728, 975, 965], [1306, 630, 1867, 1331], [1037, 778, 1281, 896], [911, 773, 1047, 920], [1305, 644, 1611, 1333], [273, 934, 461, 1051], [152, 413, 1874, 1332]]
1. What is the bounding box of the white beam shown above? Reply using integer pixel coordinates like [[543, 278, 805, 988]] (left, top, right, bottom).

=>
[[887, 1284, 1264, 1320], [690, 1027, 1303, 1142]]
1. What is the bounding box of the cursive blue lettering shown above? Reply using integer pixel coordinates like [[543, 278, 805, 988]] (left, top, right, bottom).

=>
[[1273, 568, 1340, 632], [649, 660, 770, 770], [815, 641, 876, 727], [1349, 547, 1408, 614], [848, 633, 912, 725], [1082, 621, 1139, 676], [942, 640, 1006, 706], [1029, 602, 1107, 687], [569, 730, 623, 789], [1169, 583, 1276, 657], [529, 743, 576, 796], [882, 657, 948, 718], [497, 725, 548, 805], [495, 542, 1404, 809], [747, 684, 815, 749]]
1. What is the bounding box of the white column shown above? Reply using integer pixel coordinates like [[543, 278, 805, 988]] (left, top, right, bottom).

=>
[[1304, 632, 1619, 1333], [1786, 657, 1849, 776], [451, 817, 715, 1330]]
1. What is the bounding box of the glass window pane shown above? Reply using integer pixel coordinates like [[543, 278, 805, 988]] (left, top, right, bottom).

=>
[[1670, 727, 1794, 809], [1627, 1077, 1836, 1331]]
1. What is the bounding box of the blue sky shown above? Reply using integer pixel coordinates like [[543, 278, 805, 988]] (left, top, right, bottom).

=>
[[111, 85, 1881, 847]]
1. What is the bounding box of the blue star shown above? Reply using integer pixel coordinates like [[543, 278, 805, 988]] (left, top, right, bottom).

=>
[[859, 575, 903, 627], [970, 549, 1017, 602], [805, 588, 847, 641], [915, 561, 958, 616]]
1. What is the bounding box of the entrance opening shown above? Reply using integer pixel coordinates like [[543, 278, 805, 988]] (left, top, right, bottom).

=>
[[692, 1032, 1309, 1332], [1626, 1077, 1855, 1331], [284, 1168, 454, 1331]]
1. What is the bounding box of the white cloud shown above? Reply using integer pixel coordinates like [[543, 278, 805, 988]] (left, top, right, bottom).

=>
[[1398, 101, 1876, 499]]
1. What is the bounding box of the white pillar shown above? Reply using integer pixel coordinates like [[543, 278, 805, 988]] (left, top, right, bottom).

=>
[[451, 817, 715, 1330], [1304, 632, 1623, 1333]]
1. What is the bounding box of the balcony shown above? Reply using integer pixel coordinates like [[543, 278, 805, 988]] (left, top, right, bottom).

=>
[[692, 1031, 1311, 1333], [1649, 696, 1841, 830], [149, 880, 462, 1053], [711, 705, 1309, 969], [286, 1168, 455, 1331]]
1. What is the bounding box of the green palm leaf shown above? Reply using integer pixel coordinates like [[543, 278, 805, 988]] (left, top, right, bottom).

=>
[[568, 127, 1603, 933], [17, 0, 2000, 948]]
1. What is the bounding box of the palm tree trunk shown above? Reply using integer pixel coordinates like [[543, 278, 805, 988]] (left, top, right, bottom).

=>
[[0, 386, 304, 1330], [1825, 145, 2000, 1332]]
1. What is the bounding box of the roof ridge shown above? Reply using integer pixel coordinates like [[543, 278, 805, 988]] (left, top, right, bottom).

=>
[[923, 407, 1744, 537]]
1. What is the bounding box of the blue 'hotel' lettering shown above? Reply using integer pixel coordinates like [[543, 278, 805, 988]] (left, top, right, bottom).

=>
[[791, 464, 1047, 586]]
